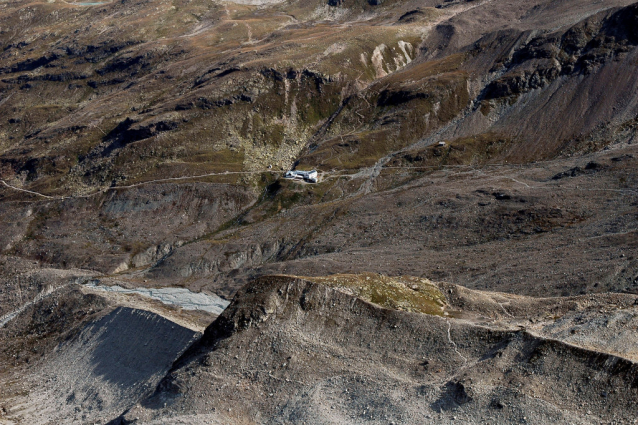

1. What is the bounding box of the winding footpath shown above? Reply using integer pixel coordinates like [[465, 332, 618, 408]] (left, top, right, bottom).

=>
[[0, 284, 67, 328]]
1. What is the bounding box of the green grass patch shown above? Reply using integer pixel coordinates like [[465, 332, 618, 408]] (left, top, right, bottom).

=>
[[303, 272, 448, 316]]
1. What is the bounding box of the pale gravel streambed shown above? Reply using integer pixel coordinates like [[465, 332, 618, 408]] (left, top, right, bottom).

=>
[[84, 282, 230, 315]]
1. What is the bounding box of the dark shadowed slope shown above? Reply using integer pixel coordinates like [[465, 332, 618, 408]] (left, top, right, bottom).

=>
[[1, 286, 201, 425]]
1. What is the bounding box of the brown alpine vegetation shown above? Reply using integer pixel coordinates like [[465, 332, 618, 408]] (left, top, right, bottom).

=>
[[0, 0, 637, 423]]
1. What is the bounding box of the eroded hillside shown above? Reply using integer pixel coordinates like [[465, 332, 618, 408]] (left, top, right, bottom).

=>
[[2, 274, 637, 424], [114, 275, 638, 424], [1, 0, 638, 188], [1, 0, 638, 423], [0, 0, 636, 301]]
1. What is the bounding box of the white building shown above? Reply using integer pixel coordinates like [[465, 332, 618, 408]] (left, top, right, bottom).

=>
[[284, 170, 318, 183]]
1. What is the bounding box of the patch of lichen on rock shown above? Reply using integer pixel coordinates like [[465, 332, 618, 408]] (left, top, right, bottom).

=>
[[302, 272, 448, 316]]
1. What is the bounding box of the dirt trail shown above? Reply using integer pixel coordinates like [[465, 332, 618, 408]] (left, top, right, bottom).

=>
[[0, 170, 272, 201], [0, 284, 68, 328]]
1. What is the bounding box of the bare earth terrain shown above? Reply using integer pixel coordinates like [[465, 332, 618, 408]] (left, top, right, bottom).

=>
[[0, 0, 637, 423]]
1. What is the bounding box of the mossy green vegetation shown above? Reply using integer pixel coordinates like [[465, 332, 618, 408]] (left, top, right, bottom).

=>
[[237, 176, 341, 225], [302, 272, 448, 316]]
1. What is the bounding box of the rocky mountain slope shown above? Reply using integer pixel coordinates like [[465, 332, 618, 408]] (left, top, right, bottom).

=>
[[0, 279, 216, 425], [112, 275, 638, 424], [1, 0, 637, 185], [0, 0, 636, 301], [1, 0, 638, 423], [2, 274, 637, 424]]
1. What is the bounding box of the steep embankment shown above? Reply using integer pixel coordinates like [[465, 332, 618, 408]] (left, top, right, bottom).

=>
[[19, 307, 200, 425], [0, 284, 208, 425], [114, 275, 638, 424]]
